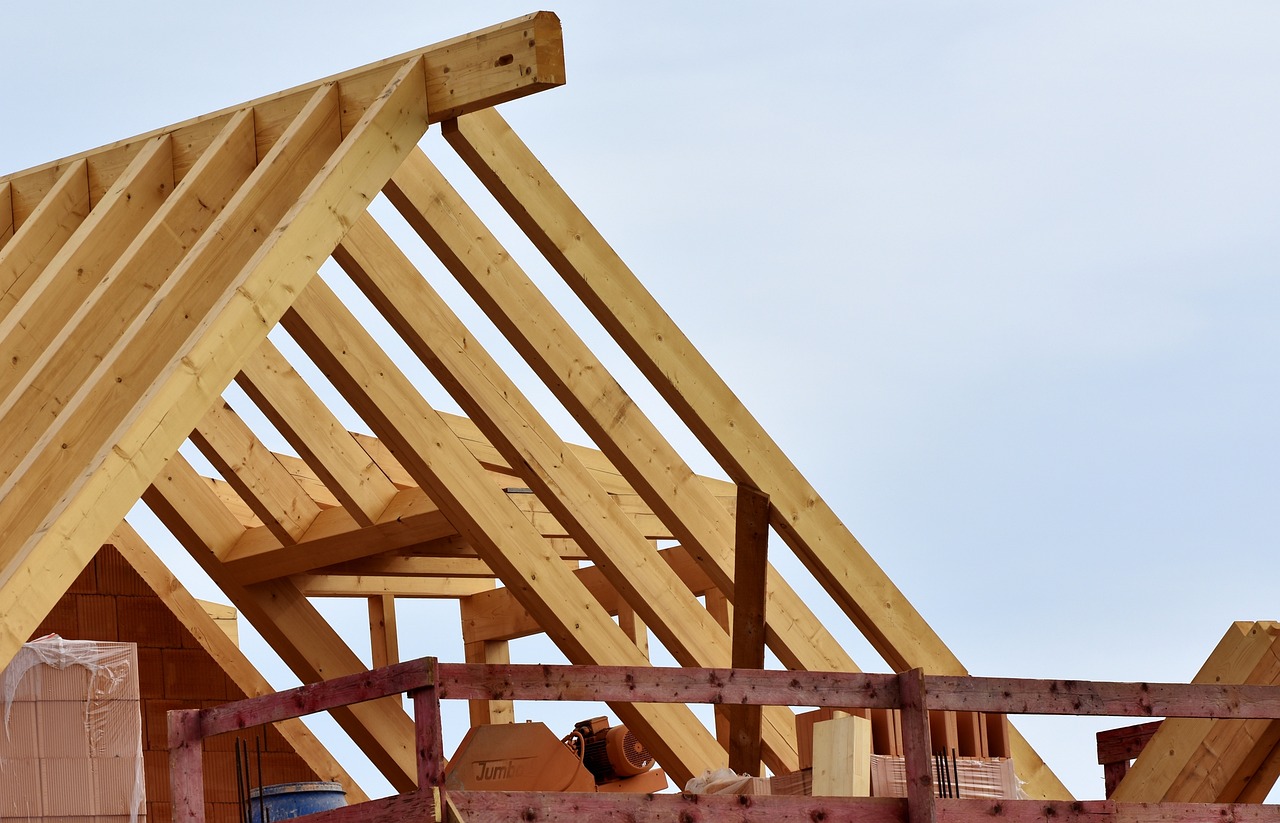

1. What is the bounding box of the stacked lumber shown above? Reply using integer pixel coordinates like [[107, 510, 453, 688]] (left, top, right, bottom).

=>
[[1111, 621, 1280, 802]]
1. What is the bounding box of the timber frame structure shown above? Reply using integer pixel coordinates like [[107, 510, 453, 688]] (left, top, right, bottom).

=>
[[0, 10, 1275, 819]]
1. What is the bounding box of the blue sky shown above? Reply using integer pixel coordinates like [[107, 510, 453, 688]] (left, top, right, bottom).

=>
[[4, 1, 1279, 800]]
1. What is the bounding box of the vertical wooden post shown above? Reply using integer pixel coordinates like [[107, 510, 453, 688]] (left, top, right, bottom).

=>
[[899, 668, 936, 823], [412, 657, 445, 788], [728, 484, 769, 776], [462, 637, 515, 726], [369, 594, 400, 668], [168, 708, 205, 823]]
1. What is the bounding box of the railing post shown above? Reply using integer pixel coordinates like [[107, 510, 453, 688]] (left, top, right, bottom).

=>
[[898, 668, 936, 823], [168, 708, 205, 823], [411, 658, 445, 821]]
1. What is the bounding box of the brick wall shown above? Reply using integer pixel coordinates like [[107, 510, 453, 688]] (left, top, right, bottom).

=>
[[30, 546, 321, 823]]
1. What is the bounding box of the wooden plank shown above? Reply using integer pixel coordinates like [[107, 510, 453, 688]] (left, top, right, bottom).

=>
[[319, 555, 496, 578], [0, 160, 90, 304], [1113, 622, 1276, 801], [224, 485, 458, 581], [1097, 721, 1164, 765], [190, 400, 323, 543], [0, 135, 174, 437], [110, 520, 369, 800], [443, 107, 1068, 800], [282, 276, 727, 787], [238, 339, 397, 525], [143, 453, 419, 791], [293, 574, 494, 598], [1, 12, 564, 219], [413, 684, 447, 789], [388, 144, 860, 680], [617, 600, 649, 659], [461, 638, 514, 726], [333, 211, 798, 772], [728, 485, 769, 776]]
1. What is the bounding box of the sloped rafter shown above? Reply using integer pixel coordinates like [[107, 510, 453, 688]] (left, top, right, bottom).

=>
[[143, 452, 420, 791], [0, 161, 91, 311], [334, 210, 800, 772], [0, 54, 430, 663], [237, 338, 399, 526], [282, 274, 728, 785], [445, 108, 1068, 797], [385, 147, 866, 679]]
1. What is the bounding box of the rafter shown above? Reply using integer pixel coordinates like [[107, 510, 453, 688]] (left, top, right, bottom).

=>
[[0, 12, 564, 225], [191, 400, 322, 544], [0, 57, 429, 664], [237, 339, 397, 525], [282, 274, 727, 786], [143, 453, 419, 792], [0, 161, 90, 307]]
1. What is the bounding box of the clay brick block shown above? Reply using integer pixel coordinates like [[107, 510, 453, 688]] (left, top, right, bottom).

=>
[[29, 597, 79, 640], [95, 755, 146, 815], [202, 750, 239, 803], [41, 758, 95, 815], [137, 646, 165, 699], [77, 594, 120, 641], [68, 559, 99, 594], [97, 546, 152, 596], [163, 648, 226, 700], [0, 701, 38, 758], [117, 598, 183, 648], [144, 749, 171, 802], [0, 757, 43, 816]]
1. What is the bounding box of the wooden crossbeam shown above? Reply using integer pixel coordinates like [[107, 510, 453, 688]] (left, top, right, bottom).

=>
[[144, 452, 420, 791], [389, 145, 864, 678], [282, 274, 727, 786], [294, 575, 494, 598], [335, 212, 799, 772], [238, 339, 398, 526], [0, 12, 565, 226], [444, 108, 1068, 799], [191, 401, 322, 544]]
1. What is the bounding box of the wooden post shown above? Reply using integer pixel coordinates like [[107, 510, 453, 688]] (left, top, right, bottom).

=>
[[899, 668, 936, 823], [168, 708, 205, 823], [728, 485, 769, 776], [413, 683, 446, 788]]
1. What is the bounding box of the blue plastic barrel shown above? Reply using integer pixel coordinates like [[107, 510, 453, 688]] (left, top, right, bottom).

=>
[[248, 782, 346, 823]]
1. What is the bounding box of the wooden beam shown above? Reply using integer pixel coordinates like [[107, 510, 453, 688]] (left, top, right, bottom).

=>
[[461, 638, 515, 726], [190, 400, 323, 544], [387, 145, 865, 677], [282, 275, 727, 787], [237, 339, 397, 525], [294, 575, 494, 598], [1113, 622, 1277, 801], [143, 453, 419, 791], [0, 160, 90, 307], [0, 135, 175, 436], [334, 214, 798, 771], [318, 555, 495, 578], [223, 485, 457, 581], [109, 520, 370, 801], [0, 57, 428, 670], [728, 485, 769, 776], [0, 12, 565, 220], [443, 108, 1068, 800], [369, 594, 400, 669]]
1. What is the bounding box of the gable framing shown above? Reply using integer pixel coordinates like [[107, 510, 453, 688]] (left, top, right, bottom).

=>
[[0, 11, 1068, 796]]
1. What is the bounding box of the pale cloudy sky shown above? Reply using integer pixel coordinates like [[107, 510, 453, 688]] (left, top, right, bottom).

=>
[[4, 1, 1279, 800]]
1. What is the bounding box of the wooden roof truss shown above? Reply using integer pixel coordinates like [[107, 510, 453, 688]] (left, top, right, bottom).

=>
[[0, 12, 1072, 795]]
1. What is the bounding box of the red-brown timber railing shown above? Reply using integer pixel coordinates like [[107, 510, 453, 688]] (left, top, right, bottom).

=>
[[168, 658, 1280, 823]]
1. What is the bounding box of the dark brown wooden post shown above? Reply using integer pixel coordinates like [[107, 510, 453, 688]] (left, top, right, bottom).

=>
[[168, 708, 205, 823], [899, 668, 936, 823], [412, 658, 445, 788], [728, 484, 770, 776]]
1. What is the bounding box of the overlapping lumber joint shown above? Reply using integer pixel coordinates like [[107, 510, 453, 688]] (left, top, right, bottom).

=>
[[0, 11, 1073, 798]]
